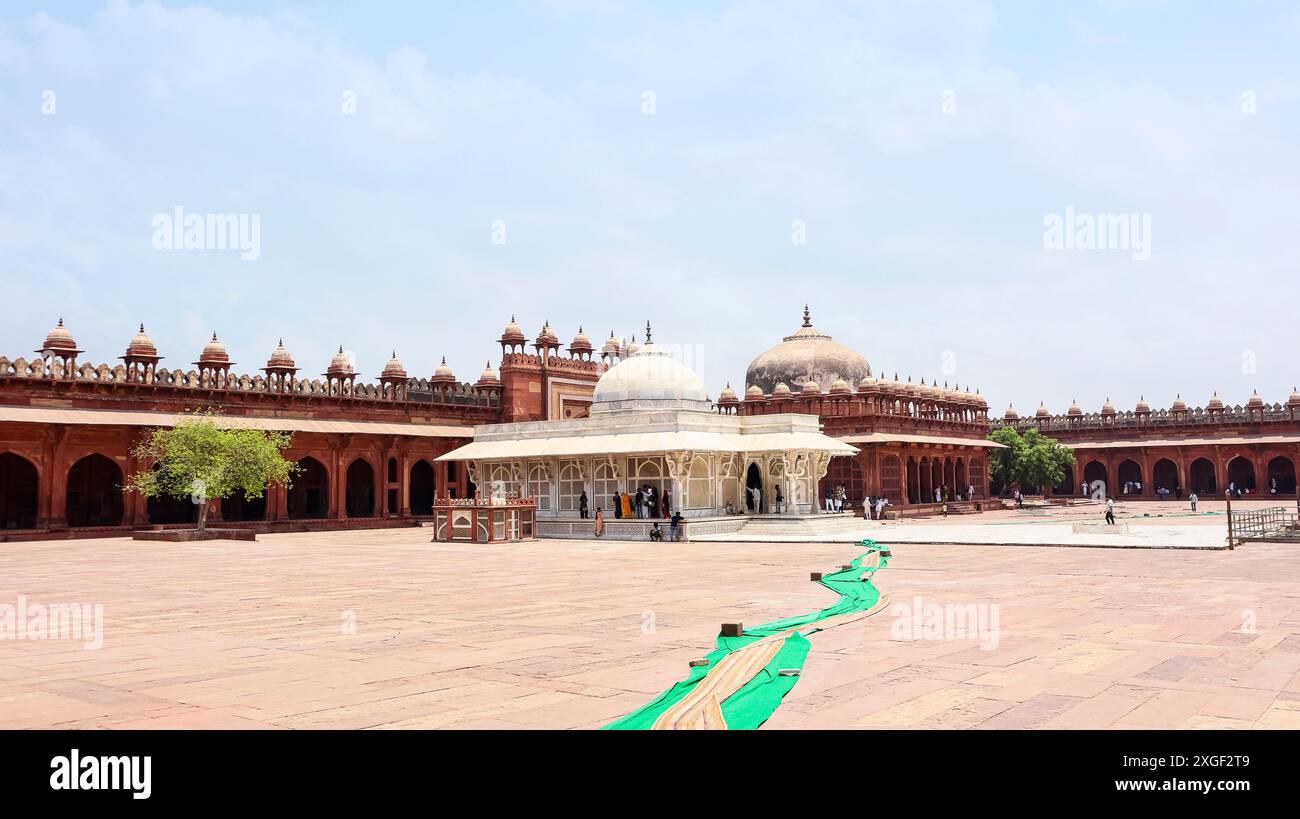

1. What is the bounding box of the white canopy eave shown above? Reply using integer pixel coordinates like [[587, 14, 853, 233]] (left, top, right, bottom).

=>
[[435, 430, 856, 461]]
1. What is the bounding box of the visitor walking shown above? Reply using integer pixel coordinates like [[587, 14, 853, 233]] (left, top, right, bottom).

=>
[[594, 507, 604, 537], [648, 486, 659, 519], [875, 496, 889, 520], [670, 510, 683, 541], [1104, 497, 1116, 525], [1190, 492, 1198, 512], [824, 486, 834, 514]]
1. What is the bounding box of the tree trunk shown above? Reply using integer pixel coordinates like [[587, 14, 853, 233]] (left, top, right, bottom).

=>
[[197, 502, 208, 532]]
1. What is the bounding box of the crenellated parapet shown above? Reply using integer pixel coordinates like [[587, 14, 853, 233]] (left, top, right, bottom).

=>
[[500, 352, 605, 375], [0, 320, 500, 420], [998, 390, 1300, 437], [721, 371, 991, 433], [0, 354, 496, 405]]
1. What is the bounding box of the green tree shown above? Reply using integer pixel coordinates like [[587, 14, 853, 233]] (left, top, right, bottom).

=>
[[988, 426, 1075, 494], [126, 411, 298, 530]]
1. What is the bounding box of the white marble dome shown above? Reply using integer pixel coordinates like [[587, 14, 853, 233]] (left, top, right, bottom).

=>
[[591, 343, 709, 411]]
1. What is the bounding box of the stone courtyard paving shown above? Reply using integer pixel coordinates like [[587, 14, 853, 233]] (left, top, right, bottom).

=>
[[695, 498, 1279, 549], [1, 524, 1298, 729]]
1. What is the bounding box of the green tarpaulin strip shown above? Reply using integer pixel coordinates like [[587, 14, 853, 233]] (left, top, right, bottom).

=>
[[604, 539, 890, 730]]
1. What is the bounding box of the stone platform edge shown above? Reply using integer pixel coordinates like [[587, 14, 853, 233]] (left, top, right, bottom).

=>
[[132, 529, 258, 542]]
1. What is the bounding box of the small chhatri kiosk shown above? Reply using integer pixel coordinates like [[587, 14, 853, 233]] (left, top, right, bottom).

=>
[[433, 494, 537, 543]]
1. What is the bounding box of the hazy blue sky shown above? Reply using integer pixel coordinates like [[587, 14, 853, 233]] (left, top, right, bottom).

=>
[[2, 1, 1298, 414]]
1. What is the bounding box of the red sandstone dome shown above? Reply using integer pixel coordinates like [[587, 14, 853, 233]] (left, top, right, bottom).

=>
[[124, 324, 159, 358], [745, 306, 871, 395], [325, 346, 354, 377], [1171, 394, 1187, 412], [1067, 399, 1083, 417], [475, 360, 500, 387], [196, 332, 231, 366], [265, 339, 296, 370], [431, 356, 456, 384], [744, 384, 765, 401], [1290, 387, 1300, 407], [1207, 391, 1224, 410], [1035, 402, 1051, 418], [1003, 405, 1019, 421], [771, 381, 793, 398], [535, 321, 559, 347], [1135, 396, 1150, 413], [381, 351, 407, 380], [717, 383, 739, 404], [37, 318, 82, 354], [568, 326, 593, 356], [801, 380, 822, 396], [1101, 398, 1116, 416], [500, 315, 525, 346], [1247, 390, 1264, 408], [830, 378, 851, 395]]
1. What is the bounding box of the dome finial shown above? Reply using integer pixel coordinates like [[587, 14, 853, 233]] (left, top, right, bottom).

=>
[[139, 323, 145, 333], [211, 331, 218, 342], [802, 304, 811, 327], [645, 320, 652, 344]]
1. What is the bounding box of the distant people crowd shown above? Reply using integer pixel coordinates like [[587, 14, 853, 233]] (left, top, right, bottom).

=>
[[609, 485, 672, 519]]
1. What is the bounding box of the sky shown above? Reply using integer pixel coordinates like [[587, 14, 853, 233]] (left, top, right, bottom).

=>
[[1, 0, 1298, 415]]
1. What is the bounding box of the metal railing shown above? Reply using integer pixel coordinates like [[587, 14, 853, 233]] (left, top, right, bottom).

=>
[[1230, 506, 1300, 544]]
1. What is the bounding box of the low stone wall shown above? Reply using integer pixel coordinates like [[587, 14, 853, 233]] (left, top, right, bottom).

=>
[[132, 528, 258, 542], [536, 515, 749, 542], [0, 516, 430, 542]]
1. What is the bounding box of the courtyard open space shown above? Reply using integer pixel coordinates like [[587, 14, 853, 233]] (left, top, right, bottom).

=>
[[2, 518, 1299, 730]]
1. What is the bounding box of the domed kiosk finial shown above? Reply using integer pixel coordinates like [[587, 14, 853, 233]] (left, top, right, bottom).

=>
[[645, 320, 652, 344], [802, 304, 811, 327]]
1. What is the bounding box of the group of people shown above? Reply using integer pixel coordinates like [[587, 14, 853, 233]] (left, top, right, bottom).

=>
[[648, 512, 686, 542], [861, 495, 891, 520], [945, 484, 976, 503], [606, 486, 671, 519], [822, 484, 849, 513]]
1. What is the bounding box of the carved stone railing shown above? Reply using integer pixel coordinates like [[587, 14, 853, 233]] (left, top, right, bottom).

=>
[[0, 356, 497, 408]]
